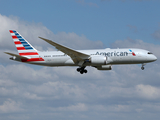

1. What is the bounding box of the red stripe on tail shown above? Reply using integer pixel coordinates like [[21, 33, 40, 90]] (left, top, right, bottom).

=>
[[19, 52, 39, 56], [9, 30, 14, 33], [21, 58, 44, 62], [12, 36, 18, 39], [14, 41, 22, 44], [17, 47, 26, 50]]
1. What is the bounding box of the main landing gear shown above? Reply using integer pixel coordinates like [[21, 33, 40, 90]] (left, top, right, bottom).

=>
[[77, 67, 87, 74], [141, 63, 146, 70]]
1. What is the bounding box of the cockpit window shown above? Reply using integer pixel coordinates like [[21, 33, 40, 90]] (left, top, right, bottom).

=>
[[148, 52, 153, 54]]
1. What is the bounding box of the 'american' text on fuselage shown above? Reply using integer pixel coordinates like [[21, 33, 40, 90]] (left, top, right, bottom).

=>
[[95, 51, 129, 57]]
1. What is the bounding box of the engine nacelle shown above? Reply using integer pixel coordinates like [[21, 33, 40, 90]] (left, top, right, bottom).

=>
[[96, 65, 112, 70], [89, 55, 107, 65]]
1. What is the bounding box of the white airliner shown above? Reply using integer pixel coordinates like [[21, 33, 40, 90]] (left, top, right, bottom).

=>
[[5, 30, 157, 74]]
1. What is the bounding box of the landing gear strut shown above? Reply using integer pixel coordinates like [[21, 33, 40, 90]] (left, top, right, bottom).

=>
[[141, 63, 146, 70], [77, 67, 87, 74]]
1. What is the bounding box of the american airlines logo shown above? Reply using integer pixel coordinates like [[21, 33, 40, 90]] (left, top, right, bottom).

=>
[[129, 49, 136, 56]]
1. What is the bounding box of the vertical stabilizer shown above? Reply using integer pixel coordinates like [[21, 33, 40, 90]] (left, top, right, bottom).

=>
[[9, 30, 38, 56], [9, 30, 44, 62]]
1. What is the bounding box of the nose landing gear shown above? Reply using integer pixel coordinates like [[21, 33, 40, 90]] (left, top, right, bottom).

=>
[[141, 63, 146, 70], [141, 66, 144, 70], [77, 67, 87, 74]]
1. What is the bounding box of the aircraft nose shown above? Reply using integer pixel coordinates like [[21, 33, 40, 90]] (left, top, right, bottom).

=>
[[154, 55, 157, 61], [147, 54, 157, 62], [152, 55, 157, 61]]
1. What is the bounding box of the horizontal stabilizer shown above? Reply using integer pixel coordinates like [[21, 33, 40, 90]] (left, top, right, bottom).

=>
[[4, 52, 30, 59]]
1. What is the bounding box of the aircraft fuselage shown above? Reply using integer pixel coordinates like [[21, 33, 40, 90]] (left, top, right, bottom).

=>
[[15, 48, 157, 67]]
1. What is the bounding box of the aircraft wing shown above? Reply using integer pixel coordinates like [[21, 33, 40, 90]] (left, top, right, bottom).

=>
[[39, 37, 90, 64], [4, 52, 29, 59]]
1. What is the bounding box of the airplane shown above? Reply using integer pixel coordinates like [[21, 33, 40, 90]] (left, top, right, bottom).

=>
[[4, 30, 157, 74]]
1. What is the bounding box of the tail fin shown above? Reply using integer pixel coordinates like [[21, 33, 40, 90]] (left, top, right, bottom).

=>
[[9, 30, 39, 56]]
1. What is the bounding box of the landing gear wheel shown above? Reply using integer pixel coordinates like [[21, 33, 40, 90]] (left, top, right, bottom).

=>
[[84, 69, 87, 73], [141, 66, 144, 70], [80, 71, 84, 74], [76, 67, 87, 74], [77, 68, 81, 72]]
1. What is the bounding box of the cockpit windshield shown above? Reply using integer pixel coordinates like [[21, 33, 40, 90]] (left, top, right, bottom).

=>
[[148, 52, 153, 54]]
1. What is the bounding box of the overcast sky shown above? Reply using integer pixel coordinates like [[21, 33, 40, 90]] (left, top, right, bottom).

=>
[[0, 0, 160, 120]]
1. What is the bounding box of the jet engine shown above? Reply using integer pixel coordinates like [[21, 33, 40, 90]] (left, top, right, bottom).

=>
[[96, 65, 112, 70], [89, 55, 107, 65]]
